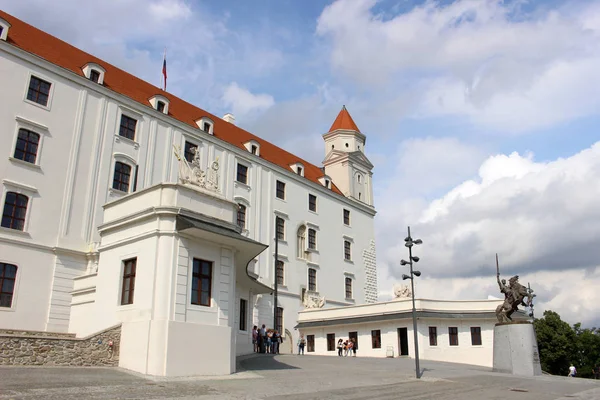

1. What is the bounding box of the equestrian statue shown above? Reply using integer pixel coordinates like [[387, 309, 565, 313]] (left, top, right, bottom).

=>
[[495, 253, 536, 323]]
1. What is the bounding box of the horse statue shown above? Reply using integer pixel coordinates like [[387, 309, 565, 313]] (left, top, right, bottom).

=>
[[494, 254, 536, 323]]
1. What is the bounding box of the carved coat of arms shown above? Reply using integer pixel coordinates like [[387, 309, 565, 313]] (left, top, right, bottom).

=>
[[173, 145, 219, 191]]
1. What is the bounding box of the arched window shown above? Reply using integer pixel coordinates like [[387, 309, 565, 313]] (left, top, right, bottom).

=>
[[0, 263, 17, 307], [1, 192, 29, 231], [297, 225, 306, 258], [357, 174, 362, 183], [113, 161, 132, 192], [237, 204, 246, 229]]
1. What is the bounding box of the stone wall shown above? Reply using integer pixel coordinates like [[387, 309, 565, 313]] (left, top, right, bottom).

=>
[[0, 324, 121, 367]]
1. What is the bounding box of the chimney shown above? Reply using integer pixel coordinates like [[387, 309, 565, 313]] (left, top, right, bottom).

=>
[[222, 113, 235, 125]]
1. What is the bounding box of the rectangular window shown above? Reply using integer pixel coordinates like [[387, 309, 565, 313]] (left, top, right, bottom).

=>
[[251, 145, 257, 155], [202, 122, 211, 133], [276, 217, 285, 241], [309, 194, 317, 212], [236, 163, 248, 184], [345, 277, 352, 299], [429, 327, 438, 346], [327, 333, 336, 351], [371, 330, 381, 349], [237, 204, 246, 229], [1, 192, 29, 231], [276, 180, 285, 199], [276, 260, 284, 285], [343, 209, 350, 225], [27, 76, 51, 106], [113, 161, 132, 192], [14, 128, 40, 164], [90, 69, 101, 83], [276, 307, 283, 333], [184, 141, 198, 163], [308, 268, 316, 292], [119, 115, 137, 141], [471, 327, 482, 346], [449, 327, 459, 346], [308, 228, 316, 249], [191, 258, 212, 307], [239, 298, 247, 331], [297, 166, 303, 175], [120, 258, 137, 305], [157, 101, 166, 113], [0, 263, 17, 308], [307, 334, 315, 352], [344, 240, 351, 261]]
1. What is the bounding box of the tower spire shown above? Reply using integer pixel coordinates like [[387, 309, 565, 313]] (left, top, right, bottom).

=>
[[328, 105, 360, 133]]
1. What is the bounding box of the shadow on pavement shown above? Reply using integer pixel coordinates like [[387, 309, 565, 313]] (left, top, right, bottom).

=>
[[238, 354, 301, 371]]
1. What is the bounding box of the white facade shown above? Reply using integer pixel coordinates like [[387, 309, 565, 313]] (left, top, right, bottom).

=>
[[296, 298, 527, 368], [0, 10, 377, 374]]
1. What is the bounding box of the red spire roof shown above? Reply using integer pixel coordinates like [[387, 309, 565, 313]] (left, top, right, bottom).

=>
[[328, 105, 360, 133]]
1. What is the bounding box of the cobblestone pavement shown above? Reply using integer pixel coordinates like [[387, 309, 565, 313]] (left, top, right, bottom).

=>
[[1, 354, 599, 399]]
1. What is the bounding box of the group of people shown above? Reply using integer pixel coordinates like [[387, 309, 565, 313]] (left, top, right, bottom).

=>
[[252, 324, 283, 354], [337, 338, 357, 357]]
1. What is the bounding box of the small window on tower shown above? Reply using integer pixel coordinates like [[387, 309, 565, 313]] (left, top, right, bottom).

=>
[[345, 143, 349, 148]]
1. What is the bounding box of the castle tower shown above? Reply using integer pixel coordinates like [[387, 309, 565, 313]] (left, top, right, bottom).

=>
[[322, 106, 374, 206]]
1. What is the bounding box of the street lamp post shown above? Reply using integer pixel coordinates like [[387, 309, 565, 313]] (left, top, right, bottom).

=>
[[401, 226, 423, 379]]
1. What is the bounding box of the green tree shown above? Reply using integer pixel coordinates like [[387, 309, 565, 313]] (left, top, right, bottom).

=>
[[534, 310, 576, 375], [573, 324, 600, 378]]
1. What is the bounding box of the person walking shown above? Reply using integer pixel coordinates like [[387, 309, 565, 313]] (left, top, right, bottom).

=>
[[568, 364, 577, 377], [252, 326, 258, 353], [337, 339, 343, 356], [351, 337, 357, 357]]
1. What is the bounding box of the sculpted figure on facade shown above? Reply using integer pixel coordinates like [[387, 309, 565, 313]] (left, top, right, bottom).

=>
[[173, 145, 219, 192], [303, 291, 326, 309], [494, 254, 536, 323], [393, 283, 412, 299]]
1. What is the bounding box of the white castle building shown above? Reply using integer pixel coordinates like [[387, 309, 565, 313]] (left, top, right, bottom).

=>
[[0, 11, 377, 375]]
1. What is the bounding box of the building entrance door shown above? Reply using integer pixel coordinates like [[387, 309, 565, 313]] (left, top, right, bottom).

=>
[[348, 331, 358, 351], [397, 328, 409, 356]]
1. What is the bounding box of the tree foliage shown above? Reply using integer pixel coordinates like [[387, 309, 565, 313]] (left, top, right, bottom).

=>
[[534, 310, 600, 378]]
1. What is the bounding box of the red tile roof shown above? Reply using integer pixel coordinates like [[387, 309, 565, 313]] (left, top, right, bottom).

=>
[[328, 105, 360, 133], [0, 10, 344, 195]]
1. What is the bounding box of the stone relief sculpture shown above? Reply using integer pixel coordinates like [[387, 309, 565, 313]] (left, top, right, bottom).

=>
[[393, 283, 412, 299], [173, 145, 219, 191], [495, 253, 536, 323], [302, 291, 326, 309]]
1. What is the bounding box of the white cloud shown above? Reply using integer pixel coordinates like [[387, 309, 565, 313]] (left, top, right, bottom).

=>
[[221, 82, 275, 119], [376, 140, 600, 326], [317, 0, 600, 132], [149, 0, 192, 21]]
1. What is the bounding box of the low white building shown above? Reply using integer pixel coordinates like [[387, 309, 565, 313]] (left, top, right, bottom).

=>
[[296, 297, 528, 368]]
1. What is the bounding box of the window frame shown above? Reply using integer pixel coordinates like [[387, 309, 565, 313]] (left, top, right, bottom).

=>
[[448, 327, 459, 346], [344, 240, 352, 261], [308, 268, 317, 292], [237, 204, 247, 229], [89, 69, 101, 83], [156, 100, 166, 113], [0, 262, 18, 309], [470, 327, 482, 346], [184, 140, 200, 163], [345, 277, 352, 299], [120, 258, 137, 306], [118, 114, 138, 142], [371, 329, 381, 349], [276, 260, 284, 286], [276, 180, 286, 200], [13, 128, 41, 165], [112, 161, 133, 193], [275, 217, 285, 241], [24, 73, 54, 110], [1, 191, 29, 232], [191, 258, 213, 307], [239, 298, 247, 332], [236, 163, 249, 185], [275, 306, 284, 334], [429, 326, 438, 346], [343, 209, 351, 226], [308, 228, 317, 250], [10, 117, 49, 169], [308, 194, 317, 212], [307, 334, 315, 352]]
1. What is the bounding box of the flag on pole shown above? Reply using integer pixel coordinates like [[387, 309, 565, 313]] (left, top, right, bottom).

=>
[[162, 48, 167, 91]]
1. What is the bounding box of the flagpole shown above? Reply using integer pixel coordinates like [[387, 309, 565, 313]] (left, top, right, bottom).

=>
[[162, 47, 167, 91]]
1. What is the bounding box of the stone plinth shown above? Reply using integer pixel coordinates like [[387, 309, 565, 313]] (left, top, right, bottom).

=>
[[493, 321, 542, 376]]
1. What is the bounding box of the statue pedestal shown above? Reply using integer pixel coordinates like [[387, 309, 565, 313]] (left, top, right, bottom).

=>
[[493, 321, 542, 376]]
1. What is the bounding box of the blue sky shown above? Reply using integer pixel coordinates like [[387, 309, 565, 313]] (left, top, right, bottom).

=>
[[2, 0, 600, 326]]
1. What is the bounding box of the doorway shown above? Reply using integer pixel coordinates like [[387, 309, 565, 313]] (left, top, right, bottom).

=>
[[397, 328, 409, 356], [349, 331, 358, 351]]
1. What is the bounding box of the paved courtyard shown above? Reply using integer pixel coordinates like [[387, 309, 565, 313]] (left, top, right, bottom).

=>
[[1, 354, 599, 400]]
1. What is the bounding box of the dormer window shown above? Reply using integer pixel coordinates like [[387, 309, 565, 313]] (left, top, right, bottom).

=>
[[195, 117, 214, 135], [89, 70, 101, 83], [318, 175, 332, 189], [325, 179, 331, 188], [243, 140, 260, 156], [82, 63, 106, 85], [290, 162, 305, 177], [0, 18, 11, 41], [149, 94, 169, 114]]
